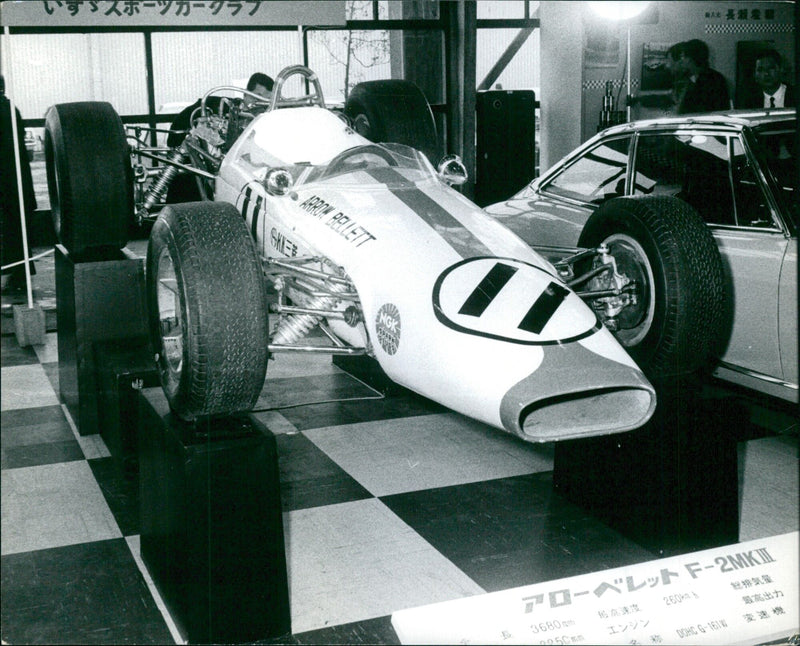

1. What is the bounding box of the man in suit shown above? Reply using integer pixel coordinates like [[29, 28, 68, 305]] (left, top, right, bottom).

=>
[[741, 48, 795, 109], [677, 39, 731, 114]]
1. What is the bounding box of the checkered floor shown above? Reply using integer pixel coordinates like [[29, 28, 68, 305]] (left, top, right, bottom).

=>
[[1, 247, 798, 645]]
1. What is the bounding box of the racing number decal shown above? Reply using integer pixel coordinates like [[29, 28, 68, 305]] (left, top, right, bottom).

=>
[[458, 262, 570, 335], [433, 257, 600, 346], [517, 282, 570, 335]]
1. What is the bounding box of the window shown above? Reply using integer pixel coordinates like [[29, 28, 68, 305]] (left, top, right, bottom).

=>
[[634, 133, 736, 226], [731, 138, 777, 228], [543, 137, 630, 204]]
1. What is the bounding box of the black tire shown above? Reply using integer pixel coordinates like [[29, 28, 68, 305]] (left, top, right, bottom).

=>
[[578, 195, 727, 379], [344, 80, 438, 164], [44, 101, 132, 256], [146, 202, 269, 421]]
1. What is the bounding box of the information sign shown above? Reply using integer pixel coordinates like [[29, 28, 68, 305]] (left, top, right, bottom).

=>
[[392, 532, 799, 645]]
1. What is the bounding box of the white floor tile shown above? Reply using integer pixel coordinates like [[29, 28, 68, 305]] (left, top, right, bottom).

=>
[[32, 332, 58, 364], [1, 461, 121, 555], [1, 365, 60, 411], [283, 498, 484, 633], [305, 413, 554, 497]]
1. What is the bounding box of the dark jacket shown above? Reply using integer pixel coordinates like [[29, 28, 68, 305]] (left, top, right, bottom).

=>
[[738, 83, 796, 109], [1, 95, 37, 274], [678, 68, 731, 114]]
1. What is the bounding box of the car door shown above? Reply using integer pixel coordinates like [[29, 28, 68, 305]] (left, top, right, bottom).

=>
[[632, 130, 786, 382]]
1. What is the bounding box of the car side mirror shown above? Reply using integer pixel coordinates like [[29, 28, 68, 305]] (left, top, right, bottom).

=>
[[437, 154, 468, 186]]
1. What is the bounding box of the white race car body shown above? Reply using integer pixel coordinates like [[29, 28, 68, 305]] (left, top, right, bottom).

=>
[[215, 106, 655, 442]]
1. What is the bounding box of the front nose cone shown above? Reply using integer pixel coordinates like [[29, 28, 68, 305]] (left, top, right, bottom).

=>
[[500, 342, 656, 442]]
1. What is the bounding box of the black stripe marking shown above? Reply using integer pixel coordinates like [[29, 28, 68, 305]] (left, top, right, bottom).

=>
[[365, 166, 492, 258], [242, 186, 252, 221], [518, 282, 569, 334], [458, 262, 517, 317], [252, 194, 263, 239]]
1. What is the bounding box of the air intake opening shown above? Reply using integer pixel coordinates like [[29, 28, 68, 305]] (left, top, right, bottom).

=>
[[520, 388, 655, 442]]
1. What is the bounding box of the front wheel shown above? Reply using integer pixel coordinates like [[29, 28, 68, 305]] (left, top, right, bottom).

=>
[[578, 196, 728, 379], [146, 202, 270, 420]]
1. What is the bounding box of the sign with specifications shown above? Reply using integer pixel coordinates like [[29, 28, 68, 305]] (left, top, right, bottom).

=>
[[392, 532, 799, 645]]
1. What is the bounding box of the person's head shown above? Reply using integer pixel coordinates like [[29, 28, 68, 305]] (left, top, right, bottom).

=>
[[753, 49, 783, 95], [244, 72, 274, 108], [666, 42, 686, 77], [680, 39, 710, 74]]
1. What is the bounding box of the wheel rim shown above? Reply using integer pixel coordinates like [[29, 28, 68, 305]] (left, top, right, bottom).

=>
[[601, 233, 655, 347], [155, 247, 184, 390]]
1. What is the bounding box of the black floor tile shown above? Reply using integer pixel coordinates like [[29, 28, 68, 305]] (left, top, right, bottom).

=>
[[279, 392, 447, 431], [1, 405, 83, 469], [88, 457, 140, 537], [256, 615, 401, 645], [1, 538, 173, 645], [381, 472, 653, 593], [256, 373, 383, 411], [275, 432, 372, 511], [0, 335, 39, 366]]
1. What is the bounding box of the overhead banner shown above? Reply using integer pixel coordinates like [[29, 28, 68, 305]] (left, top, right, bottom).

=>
[[0, 0, 346, 27]]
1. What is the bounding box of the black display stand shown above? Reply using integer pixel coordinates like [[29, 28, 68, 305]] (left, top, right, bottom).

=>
[[95, 338, 158, 479], [475, 89, 537, 207], [332, 354, 405, 396], [138, 388, 291, 644], [552, 380, 740, 557], [55, 244, 148, 435]]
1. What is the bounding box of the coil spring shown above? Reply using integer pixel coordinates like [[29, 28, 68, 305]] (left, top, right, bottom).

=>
[[271, 279, 350, 345], [142, 147, 188, 212]]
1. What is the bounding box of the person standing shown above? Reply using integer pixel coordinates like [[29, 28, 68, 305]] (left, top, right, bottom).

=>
[[677, 39, 731, 114], [740, 48, 795, 109], [0, 74, 36, 292]]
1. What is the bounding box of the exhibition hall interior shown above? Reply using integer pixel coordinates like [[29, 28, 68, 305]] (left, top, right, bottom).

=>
[[1, 1, 797, 644]]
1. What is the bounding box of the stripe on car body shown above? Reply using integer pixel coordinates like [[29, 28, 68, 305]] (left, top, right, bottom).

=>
[[364, 166, 492, 258]]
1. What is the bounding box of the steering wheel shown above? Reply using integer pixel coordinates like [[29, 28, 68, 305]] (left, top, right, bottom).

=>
[[269, 65, 326, 112], [321, 145, 398, 179]]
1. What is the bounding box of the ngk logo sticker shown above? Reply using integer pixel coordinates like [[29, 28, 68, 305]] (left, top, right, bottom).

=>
[[432, 257, 599, 345], [376, 303, 401, 355]]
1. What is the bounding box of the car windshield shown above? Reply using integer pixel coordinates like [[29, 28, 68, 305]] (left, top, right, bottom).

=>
[[751, 123, 796, 224], [307, 143, 435, 186]]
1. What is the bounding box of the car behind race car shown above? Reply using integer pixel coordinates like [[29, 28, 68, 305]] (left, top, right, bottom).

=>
[[43, 65, 694, 443], [485, 109, 797, 403]]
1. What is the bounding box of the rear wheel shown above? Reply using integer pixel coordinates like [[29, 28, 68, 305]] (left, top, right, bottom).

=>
[[44, 101, 132, 256], [146, 202, 269, 420], [578, 196, 727, 379], [344, 80, 438, 164]]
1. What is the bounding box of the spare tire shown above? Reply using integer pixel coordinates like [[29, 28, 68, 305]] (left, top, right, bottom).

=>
[[578, 195, 727, 379], [146, 202, 269, 420], [344, 80, 438, 164], [44, 101, 132, 256]]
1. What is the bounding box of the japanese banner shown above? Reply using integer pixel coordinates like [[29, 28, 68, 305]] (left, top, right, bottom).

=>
[[0, 0, 346, 27], [392, 531, 799, 645]]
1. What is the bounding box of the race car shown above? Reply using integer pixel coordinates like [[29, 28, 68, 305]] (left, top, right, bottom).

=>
[[44, 65, 667, 443], [485, 109, 797, 403]]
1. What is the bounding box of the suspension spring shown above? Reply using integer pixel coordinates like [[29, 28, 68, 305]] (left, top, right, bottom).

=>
[[140, 146, 188, 216], [271, 279, 351, 345]]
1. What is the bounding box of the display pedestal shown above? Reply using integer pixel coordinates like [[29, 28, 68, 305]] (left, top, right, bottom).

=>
[[138, 388, 290, 644], [332, 354, 404, 395], [55, 244, 148, 435], [553, 380, 740, 557], [95, 338, 158, 479]]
